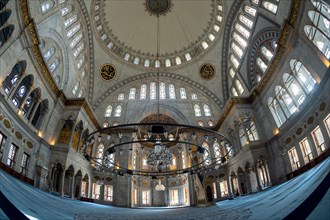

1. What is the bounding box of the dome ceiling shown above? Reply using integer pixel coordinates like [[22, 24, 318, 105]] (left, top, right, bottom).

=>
[[92, 0, 223, 69]]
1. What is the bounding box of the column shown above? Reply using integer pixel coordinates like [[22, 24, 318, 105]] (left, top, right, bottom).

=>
[[70, 175, 75, 198], [226, 174, 232, 198], [60, 167, 66, 196], [254, 166, 262, 191]]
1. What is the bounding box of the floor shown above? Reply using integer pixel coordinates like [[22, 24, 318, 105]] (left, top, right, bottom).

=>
[[0, 157, 329, 220]]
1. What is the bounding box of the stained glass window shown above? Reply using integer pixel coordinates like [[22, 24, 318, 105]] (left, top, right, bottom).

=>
[[64, 14, 78, 28], [180, 88, 187, 99], [140, 84, 147, 100], [194, 104, 202, 117], [160, 82, 166, 99], [169, 84, 176, 99], [70, 33, 83, 49], [114, 105, 122, 117], [150, 82, 156, 99], [203, 104, 211, 116], [129, 88, 136, 100]]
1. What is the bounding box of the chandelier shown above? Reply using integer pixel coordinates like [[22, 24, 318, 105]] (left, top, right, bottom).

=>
[[82, 122, 233, 177]]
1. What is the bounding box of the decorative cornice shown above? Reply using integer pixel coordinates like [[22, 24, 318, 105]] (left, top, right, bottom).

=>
[[215, 0, 301, 130]]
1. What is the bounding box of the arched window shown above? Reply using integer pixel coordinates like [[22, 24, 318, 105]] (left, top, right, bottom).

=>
[[185, 53, 191, 61], [290, 59, 316, 92], [213, 141, 222, 164], [70, 33, 83, 49], [144, 60, 150, 67], [235, 80, 244, 95], [194, 104, 202, 117], [140, 84, 147, 99], [231, 42, 244, 58], [22, 88, 40, 118], [244, 5, 257, 17], [160, 82, 166, 99], [64, 14, 77, 28], [102, 121, 109, 128], [129, 88, 136, 100], [78, 89, 84, 98], [203, 104, 212, 116], [239, 15, 253, 28], [106, 151, 115, 168], [305, 1, 330, 59], [134, 57, 139, 65], [49, 58, 60, 73], [165, 59, 171, 67], [268, 97, 286, 127], [118, 93, 124, 100], [40, 0, 55, 13], [198, 120, 204, 127], [67, 24, 81, 39], [275, 85, 297, 117], [61, 5, 72, 16], [283, 73, 306, 106], [43, 47, 55, 62], [150, 82, 156, 99], [246, 121, 260, 141], [175, 57, 182, 65], [0, 25, 14, 47], [169, 84, 176, 99], [180, 88, 187, 99], [231, 87, 238, 96], [12, 75, 33, 108], [104, 105, 112, 117], [202, 142, 211, 165], [0, 1, 9, 11], [304, 26, 330, 59], [0, 10, 11, 27], [72, 81, 80, 96], [262, 0, 279, 14], [239, 127, 247, 147], [73, 43, 84, 59], [191, 93, 198, 100], [2, 61, 26, 95], [31, 99, 48, 129], [114, 105, 122, 117], [96, 143, 104, 166]]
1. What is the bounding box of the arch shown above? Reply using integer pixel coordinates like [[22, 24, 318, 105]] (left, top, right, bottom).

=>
[[0, 10, 11, 27], [11, 75, 34, 108], [31, 99, 49, 129], [63, 165, 75, 196], [51, 163, 63, 193], [0, 0, 9, 11], [58, 115, 74, 144], [22, 88, 41, 119], [0, 24, 14, 47], [2, 61, 27, 95], [74, 170, 83, 198]]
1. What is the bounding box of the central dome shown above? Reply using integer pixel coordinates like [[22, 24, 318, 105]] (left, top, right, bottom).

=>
[[92, 0, 223, 69]]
